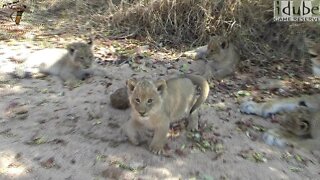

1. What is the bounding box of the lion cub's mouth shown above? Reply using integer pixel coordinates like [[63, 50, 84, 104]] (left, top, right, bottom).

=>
[[139, 114, 149, 118], [138, 116, 151, 125]]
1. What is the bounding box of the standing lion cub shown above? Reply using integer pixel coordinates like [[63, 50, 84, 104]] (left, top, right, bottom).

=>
[[17, 39, 94, 81], [123, 74, 209, 154]]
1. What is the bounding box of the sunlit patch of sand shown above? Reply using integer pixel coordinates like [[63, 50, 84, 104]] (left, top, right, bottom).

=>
[[0, 151, 27, 177]]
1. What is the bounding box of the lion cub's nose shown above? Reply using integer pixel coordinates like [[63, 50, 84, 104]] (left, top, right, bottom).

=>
[[139, 111, 146, 116]]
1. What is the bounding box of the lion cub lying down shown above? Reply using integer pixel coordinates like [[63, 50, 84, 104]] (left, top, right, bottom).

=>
[[123, 74, 209, 154], [240, 95, 320, 151], [239, 39, 320, 151], [305, 38, 320, 76], [203, 36, 240, 79], [187, 36, 240, 79], [19, 39, 94, 81]]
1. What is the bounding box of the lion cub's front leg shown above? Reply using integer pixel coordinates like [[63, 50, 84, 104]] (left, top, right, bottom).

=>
[[240, 98, 303, 118], [123, 118, 142, 145], [149, 122, 170, 154], [61, 69, 91, 89], [262, 128, 320, 151], [240, 101, 267, 117], [262, 129, 291, 148]]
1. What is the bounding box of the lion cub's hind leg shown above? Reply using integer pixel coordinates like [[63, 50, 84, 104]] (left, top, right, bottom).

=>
[[187, 110, 199, 131], [262, 128, 290, 148]]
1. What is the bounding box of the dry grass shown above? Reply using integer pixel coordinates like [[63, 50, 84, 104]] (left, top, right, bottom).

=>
[[12, 0, 320, 61], [102, 0, 320, 61]]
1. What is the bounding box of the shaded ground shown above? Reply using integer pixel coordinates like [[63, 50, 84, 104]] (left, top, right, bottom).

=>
[[1, 5, 320, 180]]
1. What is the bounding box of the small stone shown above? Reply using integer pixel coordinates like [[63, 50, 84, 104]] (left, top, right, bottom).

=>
[[14, 106, 28, 115], [70, 159, 76, 164], [110, 87, 129, 109], [40, 157, 56, 169]]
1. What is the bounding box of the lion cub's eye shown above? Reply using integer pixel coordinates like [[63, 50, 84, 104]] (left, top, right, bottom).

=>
[[309, 53, 318, 58], [135, 98, 140, 103], [147, 99, 153, 104]]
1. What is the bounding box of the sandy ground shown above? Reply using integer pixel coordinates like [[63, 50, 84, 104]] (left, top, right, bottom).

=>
[[0, 42, 320, 180]]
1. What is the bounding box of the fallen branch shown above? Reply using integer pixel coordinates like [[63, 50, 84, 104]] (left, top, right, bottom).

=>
[[0, 2, 29, 24]]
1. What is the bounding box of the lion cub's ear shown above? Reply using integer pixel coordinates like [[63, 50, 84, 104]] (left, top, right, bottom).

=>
[[126, 78, 137, 92], [207, 36, 217, 51], [66, 43, 78, 57], [87, 37, 93, 47], [220, 40, 229, 49], [67, 48, 77, 60], [155, 80, 167, 95], [67, 47, 75, 54]]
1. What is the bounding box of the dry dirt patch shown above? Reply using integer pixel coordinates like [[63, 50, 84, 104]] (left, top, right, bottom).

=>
[[0, 41, 319, 179]]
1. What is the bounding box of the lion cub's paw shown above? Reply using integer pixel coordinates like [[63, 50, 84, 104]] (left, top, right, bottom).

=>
[[121, 123, 140, 146], [149, 144, 164, 155], [262, 129, 288, 148], [149, 145, 173, 156], [124, 128, 139, 146], [240, 101, 259, 115], [187, 117, 199, 131], [187, 126, 198, 132], [64, 80, 82, 90], [128, 137, 139, 146], [124, 131, 139, 146]]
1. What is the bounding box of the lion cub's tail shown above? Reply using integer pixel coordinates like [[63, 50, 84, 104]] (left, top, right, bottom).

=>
[[183, 74, 210, 113]]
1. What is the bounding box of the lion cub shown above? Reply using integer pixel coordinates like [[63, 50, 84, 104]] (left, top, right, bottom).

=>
[[189, 36, 240, 79], [272, 107, 320, 150], [123, 74, 209, 154], [240, 95, 320, 151], [20, 39, 94, 81], [240, 94, 320, 118], [239, 39, 320, 151], [204, 36, 240, 79], [305, 38, 320, 76], [240, 39, 320, 117]]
